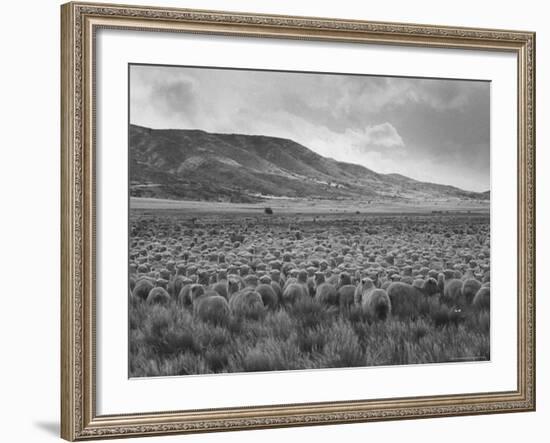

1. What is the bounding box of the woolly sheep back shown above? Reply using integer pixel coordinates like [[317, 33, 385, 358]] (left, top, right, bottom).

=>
[[282, 283, 308, 305], [387, 282, 424, 320], [256, 283, 278, 310], [194, 292, 230, 325], [442, 278, 463, 306], [132, 278, 154, 301], [210, 281, 229, 299], [338, 285, 356, 310], [363, 288, 391, 321], [354, 278, 375, 305], [146, 287, 170, 305], [229, 289, 265, 318], [178, 284, 205, 307], [473, 286, 490, 310], [315, 282, 338, 306], [462, 278, 482, 305]]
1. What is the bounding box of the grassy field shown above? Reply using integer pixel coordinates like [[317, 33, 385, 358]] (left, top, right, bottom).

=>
[[130, 196, 490, 214], [129, 295, 489, 377], [129, 204, 490, 377]]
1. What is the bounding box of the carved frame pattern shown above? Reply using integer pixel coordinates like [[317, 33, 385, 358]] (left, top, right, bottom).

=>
[[61, 2, 535, 440]]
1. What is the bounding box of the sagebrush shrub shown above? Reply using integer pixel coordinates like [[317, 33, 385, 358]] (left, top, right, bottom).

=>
[[322, 319, 364, 367], [241, 348, 276, 372], [289, 296, 328, 329]]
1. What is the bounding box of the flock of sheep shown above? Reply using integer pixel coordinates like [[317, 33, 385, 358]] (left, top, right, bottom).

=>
[[129, 212, 490, 329]]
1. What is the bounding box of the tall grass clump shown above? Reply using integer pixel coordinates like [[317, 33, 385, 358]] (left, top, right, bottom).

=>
[[321, 319, 364, 368]]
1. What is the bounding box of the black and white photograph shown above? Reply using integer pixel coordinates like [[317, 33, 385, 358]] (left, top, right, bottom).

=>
[[128, 64, 491, 378]]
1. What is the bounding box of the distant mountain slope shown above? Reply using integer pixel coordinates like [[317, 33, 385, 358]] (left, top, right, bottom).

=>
[[129, 124, 489, 203]]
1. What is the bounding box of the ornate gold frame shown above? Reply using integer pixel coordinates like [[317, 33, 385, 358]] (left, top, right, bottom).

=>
[[61, 2, 536, 440]]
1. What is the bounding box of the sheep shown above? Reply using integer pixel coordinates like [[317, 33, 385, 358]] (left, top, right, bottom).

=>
[[354, 277, 375, 305], [338, 271, 352, 288], [269, 269, 282, 285], [137, 264, 149, 274], [282, 283, 308, 305], [239, 264, 251, 277], [227, 275, 244, 298], [367, 270, 382, 287], [314, 271, 326, 287], [243, 274, 259, 288], [443, 269, 458, 280], [229, 289, 265, 318], [217, 269, 228, 281], [130, 207, 491, 366], [258, 275, 271, 284], [282, 277, 298, 292], [315, 282, 338, 306], [193, 290, 230, 325], [421, 278, 439, 297], [159, 268, 171, 280], [362, 289, 391, 321], [442, 278, 464, 307], [270, 280, 283, 303], [156, 278, 169, 290], [178, 283, 204, 307], [334, 284, 354, 310], [208, 273, 218, 285], [473, 286, 490, 310], [287, 268, 299, 279], [306, 275, 324, 297], [386, 280, 436, 320], [284, 269, 307, 296], [297, 269, 308, 285], [283, 263, 297, 277], [254, 261, 268, 272], [306, 266, 316, 278], [132, 278, 154, 301], [255, 283, 278, 310], [463, 269, 476, 280], [177, 284, 192, 306], [418, 267, 430, 277], [167, 275, 191, 298], [462, 278, 482, 305], [146, 286, 170, 305], [197, 269, 209, 286], [326, 273, 339, 286], [428, 269, 439, 279], [210, 280, 229, 299], [353, 269, 362, 285]]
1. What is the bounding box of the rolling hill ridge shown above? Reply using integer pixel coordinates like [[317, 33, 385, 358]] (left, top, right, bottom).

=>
[[129, 124, 489, 204]]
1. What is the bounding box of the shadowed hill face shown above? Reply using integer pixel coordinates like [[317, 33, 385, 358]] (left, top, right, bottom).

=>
[[129, 124, 489, 203]]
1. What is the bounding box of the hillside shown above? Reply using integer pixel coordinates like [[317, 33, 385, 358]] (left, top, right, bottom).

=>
[[129, 124, 489, 204]]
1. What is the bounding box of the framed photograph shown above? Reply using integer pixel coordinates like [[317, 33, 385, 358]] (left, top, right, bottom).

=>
[[61, 2, 536, 440]]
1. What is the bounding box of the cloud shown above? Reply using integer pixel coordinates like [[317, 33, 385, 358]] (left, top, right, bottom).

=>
[[149, 79, 197, 118], [346, 123, 405, 151], [129, 65, 490, 192]]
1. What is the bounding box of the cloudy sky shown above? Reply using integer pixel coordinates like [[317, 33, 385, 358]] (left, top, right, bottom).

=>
[[130, 64, 490, 192]]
